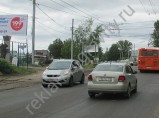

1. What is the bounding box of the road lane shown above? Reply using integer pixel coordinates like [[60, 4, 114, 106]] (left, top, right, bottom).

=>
[[0, 72, 159, 118]]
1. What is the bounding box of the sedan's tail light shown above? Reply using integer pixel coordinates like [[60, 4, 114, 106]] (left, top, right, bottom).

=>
[[88, 75, 93, 81], [118, 76, 126, 81]]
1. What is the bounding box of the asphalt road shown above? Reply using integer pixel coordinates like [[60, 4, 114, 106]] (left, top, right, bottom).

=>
[[0, 70, 159, 118]]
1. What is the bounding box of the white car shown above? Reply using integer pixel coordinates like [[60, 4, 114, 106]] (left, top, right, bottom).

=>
[[87, 62, 138, 98], [42, 59, 85, 87]]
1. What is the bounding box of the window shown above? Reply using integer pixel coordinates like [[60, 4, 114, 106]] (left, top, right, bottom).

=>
[[48, 61, 71, 70], [94, 65, 123, 72], [125, 66, 133, 73], [141, 51, 158, 57]]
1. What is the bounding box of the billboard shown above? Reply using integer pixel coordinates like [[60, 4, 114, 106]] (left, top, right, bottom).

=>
[[0, 15, 28, 36], [84, 45, 99, 53]]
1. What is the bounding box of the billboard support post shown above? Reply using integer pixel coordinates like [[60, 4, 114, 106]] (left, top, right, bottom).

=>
[[3, 36, 11, 62]]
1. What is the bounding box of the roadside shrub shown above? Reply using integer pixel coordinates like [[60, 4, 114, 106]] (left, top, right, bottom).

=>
[[0, 58, 14, 74]]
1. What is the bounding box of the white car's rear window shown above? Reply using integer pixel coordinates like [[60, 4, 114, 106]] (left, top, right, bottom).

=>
[[94, 65, 123, 72]]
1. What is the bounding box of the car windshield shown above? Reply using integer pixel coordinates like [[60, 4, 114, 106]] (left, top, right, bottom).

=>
[[94, 64, 123, 72], [48, 61, 71, 70]]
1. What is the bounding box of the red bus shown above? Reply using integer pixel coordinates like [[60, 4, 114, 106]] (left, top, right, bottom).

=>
[[138, 47, 159, 72]]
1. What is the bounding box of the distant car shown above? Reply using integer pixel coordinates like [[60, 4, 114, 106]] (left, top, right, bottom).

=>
[[87, 63, 138, 98], [42, 59, 85, 87]]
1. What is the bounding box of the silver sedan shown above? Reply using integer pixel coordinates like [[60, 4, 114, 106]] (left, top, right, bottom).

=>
[[87, 62, 138, 98]]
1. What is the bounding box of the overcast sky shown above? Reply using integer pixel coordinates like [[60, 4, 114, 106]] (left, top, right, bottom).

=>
[[0, 0, 159, 52]]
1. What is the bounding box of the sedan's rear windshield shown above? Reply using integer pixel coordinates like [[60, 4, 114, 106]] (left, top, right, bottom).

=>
[[48, 61, 71, 70], [94, 64, 123, 72]]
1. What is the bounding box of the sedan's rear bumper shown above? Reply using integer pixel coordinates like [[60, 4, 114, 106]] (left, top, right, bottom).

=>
[[87, 81, 128, 93]]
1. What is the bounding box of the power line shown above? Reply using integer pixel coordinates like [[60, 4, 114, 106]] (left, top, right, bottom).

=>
[[50, 0, 89, 19], [50, 0, 78, 14], [138, 0, 150, 15], [37, 3, 89, 19], [102, 34, 151, 38], [108, 27, 154, 30], [36, 21, 59, 37], [37, 3, 70, 14], [68, 0, 100, 18], [58, 0, 110, 25], [36, 5, 70, 31], [120, 20, 155, 25], [148, 0, 157, 15], [36, 20, 69, 35]]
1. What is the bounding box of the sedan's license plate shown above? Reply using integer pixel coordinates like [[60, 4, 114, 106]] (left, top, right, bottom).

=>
[[98, 78, 112, 82]]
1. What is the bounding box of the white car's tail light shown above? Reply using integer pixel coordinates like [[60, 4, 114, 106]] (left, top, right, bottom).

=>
[[88, 75, 93, 81], [118, 76, 126, 81]]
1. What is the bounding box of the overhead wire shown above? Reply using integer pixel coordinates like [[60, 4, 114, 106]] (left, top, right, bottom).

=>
[[36, 20, 59, 37], [58, 0, 110, 25], [138, 0, 150, 15], [36, 20, 69, 35], [149, 0, 156, 15], [50, 0, 78, 14], [68, 0, 100, 18], [37, 3, 70, 14], [36, 4, 70, 31], [37, 3, 89, 19]]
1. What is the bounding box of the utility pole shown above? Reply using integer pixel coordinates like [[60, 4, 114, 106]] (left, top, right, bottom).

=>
[[26, 39, 28, 70], [32, 0, 36, 64], [17, 43, 19, 67], [71, 19, 74, 59], [134, 43, 135, 61], [12, 41, 13, 59]]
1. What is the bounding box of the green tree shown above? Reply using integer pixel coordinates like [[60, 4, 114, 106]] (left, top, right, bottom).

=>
[[74, 19, 105, 62], [117, 40, 132, 59], [107, 44, 120, 61], [152, 20, 159, 47], [48, 39, 63, 59], [61, 39, 71, 59]]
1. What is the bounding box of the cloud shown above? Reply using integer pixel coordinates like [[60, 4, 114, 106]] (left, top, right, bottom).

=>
[[0, 0, 158, 53]]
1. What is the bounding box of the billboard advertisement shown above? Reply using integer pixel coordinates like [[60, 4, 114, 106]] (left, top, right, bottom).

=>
[[84, 45, 99, 53], [0, 15, 28, 36]]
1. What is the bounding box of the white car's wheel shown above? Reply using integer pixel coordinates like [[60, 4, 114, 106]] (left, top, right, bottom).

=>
[[88, 92, 96, 98], [125, 85, 131, 98]]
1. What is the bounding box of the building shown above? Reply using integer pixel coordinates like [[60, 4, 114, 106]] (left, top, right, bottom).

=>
[[34, 50, 50, 64]]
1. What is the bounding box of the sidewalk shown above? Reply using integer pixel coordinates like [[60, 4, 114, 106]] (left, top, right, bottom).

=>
[[0, 71, 43, 91]]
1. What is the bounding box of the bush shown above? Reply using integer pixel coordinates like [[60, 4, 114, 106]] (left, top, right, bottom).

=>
[[14, 67, 36, 75], [0, 58, 15, 74]]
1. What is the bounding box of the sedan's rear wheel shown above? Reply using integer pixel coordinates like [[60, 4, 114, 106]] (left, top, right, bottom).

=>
[[134, 82, 137, 93], [88, 92, 96, 98], [125, 85, 131, 98]]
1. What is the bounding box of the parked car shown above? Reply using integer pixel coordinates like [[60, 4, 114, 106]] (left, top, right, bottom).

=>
[[42, 59, 85, 87], [87, 62, 138, 98]]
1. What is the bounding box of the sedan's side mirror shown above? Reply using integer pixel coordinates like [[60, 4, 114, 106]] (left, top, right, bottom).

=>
[[71, 66, 77, 71]]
